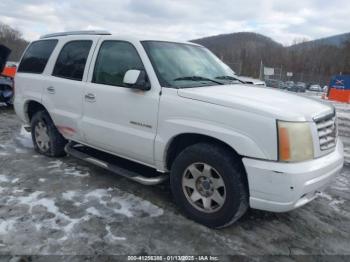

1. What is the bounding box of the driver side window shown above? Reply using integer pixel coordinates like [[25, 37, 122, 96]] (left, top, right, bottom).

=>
[[92, 41, 144, 87]]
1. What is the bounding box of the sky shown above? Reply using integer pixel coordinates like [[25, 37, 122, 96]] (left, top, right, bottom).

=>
[[0, 0, 349, 45]]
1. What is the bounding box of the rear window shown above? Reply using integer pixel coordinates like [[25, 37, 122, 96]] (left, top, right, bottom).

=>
[[52, 40, 92, 81], [18, 40, 58, 74]]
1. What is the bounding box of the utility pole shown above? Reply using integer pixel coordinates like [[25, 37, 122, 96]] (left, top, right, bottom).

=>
[[259, 60, 263, 80], [279, 65, 282, 82]]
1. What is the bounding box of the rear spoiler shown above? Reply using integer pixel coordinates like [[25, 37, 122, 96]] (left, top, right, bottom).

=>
[[0, 44, 11, 74]]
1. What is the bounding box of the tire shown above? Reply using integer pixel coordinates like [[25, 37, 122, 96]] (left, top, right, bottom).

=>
[[30, 110, 67, 157], [170, 143, 248, 228], [5, 100, 13, 107], [5, 94, 14, 107]]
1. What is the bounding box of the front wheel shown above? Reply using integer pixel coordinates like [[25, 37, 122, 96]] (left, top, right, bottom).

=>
[[170, 143, 248, 228], [31, 110, 67, 157]]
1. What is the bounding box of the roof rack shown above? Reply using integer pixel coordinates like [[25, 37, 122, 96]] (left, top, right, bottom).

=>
[[40, 30, 111, 39]]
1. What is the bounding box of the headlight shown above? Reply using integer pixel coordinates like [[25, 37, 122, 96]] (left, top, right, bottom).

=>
[[277, 121, 314, 162]]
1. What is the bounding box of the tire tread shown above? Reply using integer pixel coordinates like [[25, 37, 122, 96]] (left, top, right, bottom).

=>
[[170, 142, 248, 228], [31, 110, 67, 157]]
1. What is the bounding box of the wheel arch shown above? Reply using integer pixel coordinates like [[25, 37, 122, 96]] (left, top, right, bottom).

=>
[[165, 132, 250, 200], [25, 100, 49, 122], [166, 133, 241, 169]]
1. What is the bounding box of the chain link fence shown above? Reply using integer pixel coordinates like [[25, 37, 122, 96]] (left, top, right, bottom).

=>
[[220, 59, 331, 87], [260, 63, 330, 88]]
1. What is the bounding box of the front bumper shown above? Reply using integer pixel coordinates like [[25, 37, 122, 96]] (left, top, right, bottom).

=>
[[242, 139, 344, 212]]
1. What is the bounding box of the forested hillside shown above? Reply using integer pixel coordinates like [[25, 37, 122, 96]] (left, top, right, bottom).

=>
[[192, 32, 350, 80], [0, 23, 28, 61]]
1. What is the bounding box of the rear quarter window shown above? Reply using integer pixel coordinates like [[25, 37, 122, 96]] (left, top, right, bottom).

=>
[[17, 40, 58, 74]]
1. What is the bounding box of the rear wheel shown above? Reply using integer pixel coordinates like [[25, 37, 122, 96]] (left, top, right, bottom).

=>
[[31, 110, 67, 157], [170, 143, 248, 228]]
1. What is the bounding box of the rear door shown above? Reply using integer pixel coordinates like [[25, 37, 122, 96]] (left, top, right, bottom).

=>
[[42, 36, 97, 141], [81, 39, 161, 166]]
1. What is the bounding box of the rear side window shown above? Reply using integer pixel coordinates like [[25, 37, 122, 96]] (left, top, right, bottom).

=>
[[18, 40, 58, 74], [92, 41, 144, 87], [53, 40, 92, 81]]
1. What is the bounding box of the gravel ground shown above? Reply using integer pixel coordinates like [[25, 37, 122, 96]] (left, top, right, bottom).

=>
[[0, 93, 349, 259]]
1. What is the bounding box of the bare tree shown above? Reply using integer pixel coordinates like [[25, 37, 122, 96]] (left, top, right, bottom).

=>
[[0, 23, 28, 61]]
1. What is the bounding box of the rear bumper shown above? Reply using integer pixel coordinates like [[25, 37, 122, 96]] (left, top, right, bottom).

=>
[[243, 139, 344, 212]]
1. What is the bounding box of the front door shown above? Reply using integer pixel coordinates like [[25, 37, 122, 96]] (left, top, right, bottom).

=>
[[81, 40, 160, 166]]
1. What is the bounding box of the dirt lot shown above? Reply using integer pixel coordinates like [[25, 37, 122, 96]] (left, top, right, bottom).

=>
[[0, 93, 349, 258]]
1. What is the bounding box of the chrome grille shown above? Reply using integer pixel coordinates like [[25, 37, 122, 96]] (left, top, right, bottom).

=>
[[314, 113, 337, 151]]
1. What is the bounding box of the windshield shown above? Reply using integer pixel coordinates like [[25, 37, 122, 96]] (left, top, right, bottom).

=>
[[142, 41, 236, 88]]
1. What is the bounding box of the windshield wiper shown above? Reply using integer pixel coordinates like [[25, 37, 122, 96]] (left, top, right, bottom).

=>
[[215, 75, 244, 84], [174, 76, 224, 85]]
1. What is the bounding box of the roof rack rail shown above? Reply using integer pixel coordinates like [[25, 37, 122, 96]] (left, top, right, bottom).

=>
[[40, 30, 111, 39]]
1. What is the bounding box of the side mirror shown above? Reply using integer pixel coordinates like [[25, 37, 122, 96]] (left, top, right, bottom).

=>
[[123, 69, 150, 91]]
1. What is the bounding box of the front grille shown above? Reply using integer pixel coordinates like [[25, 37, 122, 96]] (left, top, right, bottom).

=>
[[314, 112, 337, 151]]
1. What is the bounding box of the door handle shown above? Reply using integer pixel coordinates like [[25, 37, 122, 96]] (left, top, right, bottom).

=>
[[47, 86, 55, 94], [85, 93, 96, 102]]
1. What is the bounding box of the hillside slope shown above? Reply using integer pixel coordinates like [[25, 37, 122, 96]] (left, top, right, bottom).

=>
[[290, 32, 350, 49], [191, 31, 350, 81], [191, 32, 285, 77]]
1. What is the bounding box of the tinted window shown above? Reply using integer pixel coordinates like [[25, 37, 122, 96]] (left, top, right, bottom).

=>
[[18, 40, 58, 74], [93, 41, 144, 87], [53, 40, 92, 81]]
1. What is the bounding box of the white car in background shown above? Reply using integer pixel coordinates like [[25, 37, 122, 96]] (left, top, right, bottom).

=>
[[309, 84, 323, 92], [234, 75, 266, 86], [14, 31, 344, 228]]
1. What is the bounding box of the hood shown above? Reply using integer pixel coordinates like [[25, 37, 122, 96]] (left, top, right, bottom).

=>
[[0, 45, 11, 73], [177, 85, 333, 121]]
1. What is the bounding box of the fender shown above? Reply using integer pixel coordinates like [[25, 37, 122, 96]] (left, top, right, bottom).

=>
[[154, 118, 268, 172], [14, 97, 43, 124]]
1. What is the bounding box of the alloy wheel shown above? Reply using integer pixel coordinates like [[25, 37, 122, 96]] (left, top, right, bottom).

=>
[[182, 162, 226, 213], [34, 121, 50, 152]]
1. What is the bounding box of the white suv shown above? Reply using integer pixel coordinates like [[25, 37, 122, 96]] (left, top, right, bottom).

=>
[[14, 31, 344, 228]]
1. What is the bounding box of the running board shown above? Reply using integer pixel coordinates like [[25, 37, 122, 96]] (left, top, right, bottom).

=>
[[64, 143, 168, 185]]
